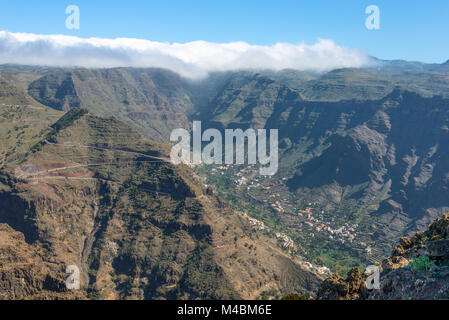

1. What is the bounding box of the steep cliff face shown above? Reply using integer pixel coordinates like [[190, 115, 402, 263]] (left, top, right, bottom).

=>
[[199, 71, 295, 130], [190, 69, 449, 269], [282, 90, 449, 244], [27, 71, 80, 111], [28, 68, 195, 142], [298, 68, 395, 101], [0, 108, 321, 300], [0, 223, 85, 300]]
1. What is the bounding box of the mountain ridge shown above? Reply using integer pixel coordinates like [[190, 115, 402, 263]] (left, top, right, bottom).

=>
[[0, 102, 322, 299], [2, 60, 449, 299]]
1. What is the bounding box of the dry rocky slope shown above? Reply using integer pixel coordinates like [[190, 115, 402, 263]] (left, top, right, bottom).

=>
[[0, 76, 321, 299], [0, 223, 85, 300], [317, 213, 449, 300]]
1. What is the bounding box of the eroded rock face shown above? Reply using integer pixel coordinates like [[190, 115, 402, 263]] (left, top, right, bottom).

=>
[[28, 69, 195, 142], [0, 223, 85, 300], [316, 267, 368, 300]]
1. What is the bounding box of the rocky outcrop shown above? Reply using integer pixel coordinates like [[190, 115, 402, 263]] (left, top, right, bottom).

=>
[[316, 267, 368, 300], [0, 223, 85, 300], [370, 214, 449, 299], [318, 213, 449, 300]]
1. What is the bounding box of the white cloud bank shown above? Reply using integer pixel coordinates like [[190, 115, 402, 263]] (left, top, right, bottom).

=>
[[0, 31, 373, 79]]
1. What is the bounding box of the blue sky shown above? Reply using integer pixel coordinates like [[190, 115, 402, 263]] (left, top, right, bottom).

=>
[[0, 0, 448, 63]]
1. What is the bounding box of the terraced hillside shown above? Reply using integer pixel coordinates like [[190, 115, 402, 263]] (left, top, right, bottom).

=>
[[0, 75, 63, 169], [4, 60, 449, 283], [0, 104, 321, 299], [28, 68, 195, 142]]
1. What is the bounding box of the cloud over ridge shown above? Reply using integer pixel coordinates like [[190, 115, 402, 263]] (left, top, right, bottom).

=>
[[0, 31, 373, 78]]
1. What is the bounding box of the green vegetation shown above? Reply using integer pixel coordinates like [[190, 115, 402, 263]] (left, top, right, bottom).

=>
[[180, 244, 240, 300], [259, 288, 279, 300], [50, 108, 88, 133], [410, 256, 435, 273]]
